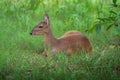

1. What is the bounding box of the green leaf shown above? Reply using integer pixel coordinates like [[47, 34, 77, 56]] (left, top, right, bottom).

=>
[[113, 0, 117, 5], [109, 10, 117, 15], [97, 17, 110, 22], [106, 23, 114, 31]]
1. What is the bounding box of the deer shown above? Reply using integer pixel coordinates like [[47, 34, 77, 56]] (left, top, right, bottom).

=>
[[30, 14, 92, 56]]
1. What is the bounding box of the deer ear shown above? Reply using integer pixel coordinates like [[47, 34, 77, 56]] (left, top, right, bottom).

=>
[[43, 14, 50, 26]]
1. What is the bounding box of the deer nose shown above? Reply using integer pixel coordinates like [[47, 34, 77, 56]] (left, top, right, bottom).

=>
[[30, 32, 32, 35]]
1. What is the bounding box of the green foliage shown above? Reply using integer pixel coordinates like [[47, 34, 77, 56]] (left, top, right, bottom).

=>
[[0, 0, 120, 80], [90, 0, 120, 33], [113, 0, 118, 7]]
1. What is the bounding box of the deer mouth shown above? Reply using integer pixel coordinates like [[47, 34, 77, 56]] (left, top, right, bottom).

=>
[[30, 32, 37, 35], [30, 31, 43, 35], [30, 32, 32, 35]]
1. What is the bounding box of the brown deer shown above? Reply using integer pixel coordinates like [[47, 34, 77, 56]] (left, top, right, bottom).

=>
[[30, 14, 92, 56]]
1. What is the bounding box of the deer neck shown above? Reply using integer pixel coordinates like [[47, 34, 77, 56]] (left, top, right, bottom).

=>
[[43, 28, 57, 48]]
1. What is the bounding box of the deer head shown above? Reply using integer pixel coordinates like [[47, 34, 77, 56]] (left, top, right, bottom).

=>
[[30, 14, 50, 35]]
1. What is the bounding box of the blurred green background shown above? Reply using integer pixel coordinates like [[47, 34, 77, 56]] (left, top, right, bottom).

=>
[[0, 0, 120, 80]]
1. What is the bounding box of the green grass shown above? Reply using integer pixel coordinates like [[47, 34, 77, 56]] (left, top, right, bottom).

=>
[[0, 0, 120, 80]]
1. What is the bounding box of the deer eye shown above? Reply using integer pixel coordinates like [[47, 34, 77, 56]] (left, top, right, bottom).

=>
[[39, 26, 43, 28]]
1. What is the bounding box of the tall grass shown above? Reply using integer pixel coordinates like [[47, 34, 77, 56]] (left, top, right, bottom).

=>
[[0, 0, 120, 80]]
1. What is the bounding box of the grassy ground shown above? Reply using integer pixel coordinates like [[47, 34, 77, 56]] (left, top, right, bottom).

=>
[[0, 0, 120, 80]]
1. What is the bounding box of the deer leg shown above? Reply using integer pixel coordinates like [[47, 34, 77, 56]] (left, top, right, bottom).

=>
[[66, 49, 73, 56], [42, 49, 48, 57]]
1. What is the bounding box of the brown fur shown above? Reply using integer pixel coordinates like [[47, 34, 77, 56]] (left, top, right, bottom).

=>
[[30, 14, 92, 56]]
